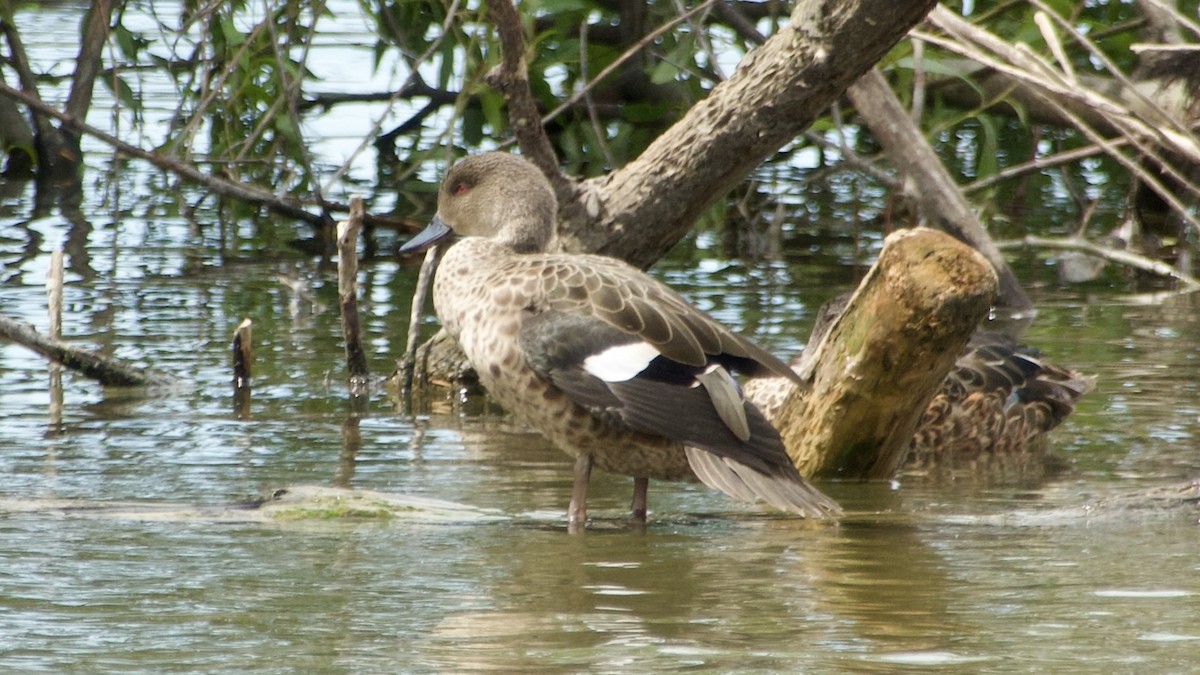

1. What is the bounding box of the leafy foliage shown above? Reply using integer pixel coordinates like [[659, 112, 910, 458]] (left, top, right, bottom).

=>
[[4, 0, 1198, 273]]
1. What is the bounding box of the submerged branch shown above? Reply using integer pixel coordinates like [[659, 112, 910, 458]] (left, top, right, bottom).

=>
[[0, 315, 177, 387]]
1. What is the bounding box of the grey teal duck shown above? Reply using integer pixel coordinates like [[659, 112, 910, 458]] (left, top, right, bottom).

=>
[[903, 332, 1094, 472], [399, 152, 842, 527]]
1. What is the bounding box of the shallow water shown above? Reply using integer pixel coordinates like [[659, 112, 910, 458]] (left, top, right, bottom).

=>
[[3, 3, 1200, 673]]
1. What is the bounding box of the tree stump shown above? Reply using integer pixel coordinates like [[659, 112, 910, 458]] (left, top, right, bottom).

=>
[[754, 228, 998, 480]]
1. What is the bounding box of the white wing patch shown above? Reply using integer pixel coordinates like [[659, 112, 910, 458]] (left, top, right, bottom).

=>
[[582, 341, 661, 382]]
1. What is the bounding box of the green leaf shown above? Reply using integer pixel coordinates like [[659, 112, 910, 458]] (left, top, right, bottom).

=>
[[102, 73, 141, 114], [275, 115, 299, 144], [480, 91, 505, 135], [621, 101, 670, 123], [114, 25, 139, 61], [437, 42, 455, 90], [977, 114, 999, 179], [650, 59, 678, 85], [218, 16, 245, 50], [462, 104, 484, 146]]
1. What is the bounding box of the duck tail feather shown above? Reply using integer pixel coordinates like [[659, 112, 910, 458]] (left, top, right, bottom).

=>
[[685, 447, 842, 519]]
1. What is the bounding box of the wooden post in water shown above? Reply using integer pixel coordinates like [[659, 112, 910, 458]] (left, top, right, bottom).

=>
[[46, 248, 64, 425], [337, 196, 370, 398], [232, 318, 253, 387], [759, 228, 998, 479], [232, 318, 252, 419]]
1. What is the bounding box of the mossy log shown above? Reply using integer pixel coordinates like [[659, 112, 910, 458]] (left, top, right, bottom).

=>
[[765, 228, 998, 480]]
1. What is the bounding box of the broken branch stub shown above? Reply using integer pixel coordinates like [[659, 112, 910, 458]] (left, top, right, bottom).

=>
[[771, 228, 998, 480]]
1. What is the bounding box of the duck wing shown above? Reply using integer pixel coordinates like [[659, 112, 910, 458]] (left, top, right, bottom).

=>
[[533, 255, 807, 386], [519, 309, 841, 518]]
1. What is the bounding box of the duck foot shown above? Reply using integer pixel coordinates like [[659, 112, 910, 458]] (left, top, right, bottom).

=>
[[630, 476, 648, 523]]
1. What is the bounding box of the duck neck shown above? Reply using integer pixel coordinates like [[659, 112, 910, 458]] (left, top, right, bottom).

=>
[[497, 216, 554, 254]]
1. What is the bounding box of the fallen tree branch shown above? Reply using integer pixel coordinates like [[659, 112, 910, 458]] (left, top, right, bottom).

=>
[[567, 0, 939, 268], [0, 314, 177, 387]]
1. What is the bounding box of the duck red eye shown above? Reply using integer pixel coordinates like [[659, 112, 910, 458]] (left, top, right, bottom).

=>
[[453, 183, 469, 196]]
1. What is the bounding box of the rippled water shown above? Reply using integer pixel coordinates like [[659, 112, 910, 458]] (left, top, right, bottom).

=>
[[3, 2, 1200, 673]]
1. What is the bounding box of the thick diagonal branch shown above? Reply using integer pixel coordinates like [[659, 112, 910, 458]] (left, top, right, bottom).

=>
[[559, 0, 938, 268]]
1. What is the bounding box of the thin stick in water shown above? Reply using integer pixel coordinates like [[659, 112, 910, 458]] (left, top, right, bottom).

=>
[[338, 196, 369, 397], [46, 248, 64, 424], [232, 318, 253, 419], [399, 245, 441, 405]]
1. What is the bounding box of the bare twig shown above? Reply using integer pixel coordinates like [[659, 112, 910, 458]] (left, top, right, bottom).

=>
[[232, 318, 253, 389], [911, 37, 926, 121], [46, 249, 63, 340], [1003, 235, 1200, 289], [483, 0, 562, 181], [964, 140, 1110, 193], [1130, 43, 1200, 53], [400, 246, 441, 404], [232, 318, 253, 418], [46, 248, 65, 423]]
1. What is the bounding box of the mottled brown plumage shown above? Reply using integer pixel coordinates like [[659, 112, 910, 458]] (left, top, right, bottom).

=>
[[400, 152, 841, 527], [903, 333, 1094, 472]]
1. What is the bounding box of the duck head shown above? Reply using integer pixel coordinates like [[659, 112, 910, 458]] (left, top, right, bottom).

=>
[[399, 152, 558, 255]]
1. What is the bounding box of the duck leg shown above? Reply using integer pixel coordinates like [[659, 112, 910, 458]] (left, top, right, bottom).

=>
[[568, 454, 592, 531], [630, 477, 649, 523]]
